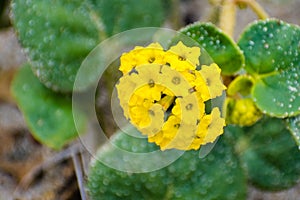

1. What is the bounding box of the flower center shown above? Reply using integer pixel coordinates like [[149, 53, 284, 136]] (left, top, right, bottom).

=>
[[148, 79, 155, 87], [185, 103, 193, 110], [148, 57, 155, 63], [172, 76, 181, 85], [178, 56, 186, 61]]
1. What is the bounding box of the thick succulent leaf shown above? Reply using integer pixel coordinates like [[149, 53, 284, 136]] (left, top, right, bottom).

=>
[[12, 0, 166, 92], [227, 75, 254, 97], [286, 115, 300, 148], [12, 0, 100, 92], [238, 19, 300, 117], [226, 117, 300, 190], [166, 137, 246, 200], [88, 0, 166, 37], [180, 22, 245, 75], [87, 127, 246, 200], [11, 64, 86, 149]]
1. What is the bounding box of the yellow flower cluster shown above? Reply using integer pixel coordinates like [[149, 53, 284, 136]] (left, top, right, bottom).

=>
[[116, 42, 226, 150], [226, 98, 262, 126]]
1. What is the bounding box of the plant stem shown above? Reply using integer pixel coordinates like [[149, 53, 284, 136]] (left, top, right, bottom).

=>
[[206, 3, 222, 25], [72, 151, 87, 200], [219, 0, 237, 37], [170, 0, 182, 29], [236, 0, 269, 19], [218, 0, 269, 37]]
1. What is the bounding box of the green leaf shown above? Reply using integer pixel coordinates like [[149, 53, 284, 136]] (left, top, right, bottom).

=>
[[87, 127, 246, 200], [89, 0, 166, 37], [180, 22, 245, 75], [226, 117, 300, 190], [238, 19, 300, 117], [12, 0, 100, 92], [12, 0, 166, 92], [227, 75, 254, 97], [286, 115, 300, 148], [11, 64, 86, 150]]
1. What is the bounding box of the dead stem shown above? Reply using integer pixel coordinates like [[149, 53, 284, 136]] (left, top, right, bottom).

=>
[[236, 0, 269, 19], [219, 0, 237, 37], [219, 0, 269, 37], [72, 151, 87, 200]]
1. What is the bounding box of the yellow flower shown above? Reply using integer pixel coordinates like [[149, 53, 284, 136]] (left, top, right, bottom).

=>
[[148, 131, 171, 149], [139, 104, 165, 137], [161, 115, 181, 139], [116, 74, 140, 119], [171, 99, 181, 117], [149, 115, 199, 150], [188, 138, 204, 150], [162, 122, 198, 150], [162, 88, 174, 96], [119, 51, 138, 75], [129, 105, 152, 128], [226, 98, 262, 126], [167, 41, 200, 67], [158, 95, 175, 111], [197, 107, 226, 144], [134, 84, 164, 102], [129, 102, 165, 134], [128, 93, 151, 107], [165, 51, 196, 71], [116, 42, 226, 151], [179, 70, 196, 84], [128, 64, 162, 86], [196, 114, 211, 140], [194, 70, 211, 101], [119, 43, 166, 74], [172, 93, 205, 122], [199, 63, 227, 99]]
